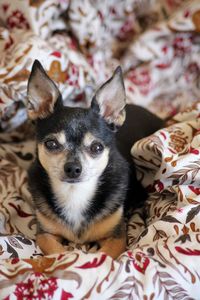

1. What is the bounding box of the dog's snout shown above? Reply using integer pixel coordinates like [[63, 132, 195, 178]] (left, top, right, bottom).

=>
[[64, 162, 82, 179]]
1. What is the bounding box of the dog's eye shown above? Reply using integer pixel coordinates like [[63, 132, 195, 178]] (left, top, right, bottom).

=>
[[90, 142, 104, 155], [44, 139, 60, 151]]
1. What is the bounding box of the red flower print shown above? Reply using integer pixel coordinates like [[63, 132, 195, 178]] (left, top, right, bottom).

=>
[[156, 46, 171, 69], [2, 4, 9, 12], [117, 18, 135, 41], [184, 10, 191, 18], [160, 131, 167, 140], [11, 258, 19, 264], [176, 207, 183, 213], [175, 246, 200, 256], [77, 254, 107, 269], [128, 251, 150, 274], [173, 35, 192, 57], [66, 63, 79, 87], [162, 45, 168, 54], [7, 10, 30, 30], [8, 203, 33, 217], [154, 180, 164, 192], [189, 186, 200, 195], [61, 290, 73, 300], [189, 146, 199, 155], [73, 92, 86, 102], [4, 36, 14, 50], [127, 69, 152, 96], [57, 253, 66, 260], [155, 61, 171, 69], [51, 51, 62, 58], [14, 274, 58, 299]]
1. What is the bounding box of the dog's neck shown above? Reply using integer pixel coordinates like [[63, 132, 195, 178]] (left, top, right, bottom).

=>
[[49, 176, 99, 231]]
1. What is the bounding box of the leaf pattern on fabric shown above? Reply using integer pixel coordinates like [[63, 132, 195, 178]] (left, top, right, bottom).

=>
[[153, 270, 194, 300], [161, 215, 182, 223], [186, 205, 200, 223], [5, 242, 19, 258], [167, 161, 200, 185], [7, 237, 23, 249], [0, 0, 200, 299]]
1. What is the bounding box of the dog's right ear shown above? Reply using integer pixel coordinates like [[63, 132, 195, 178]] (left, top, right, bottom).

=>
[[27, 60, 62, 120], [91, 66, 126, 129]]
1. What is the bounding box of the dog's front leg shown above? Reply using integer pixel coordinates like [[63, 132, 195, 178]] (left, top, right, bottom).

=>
[[98, 221, 127, 259], [98, 235, 126, 259], [36, 233, 66, 255], [98, 220, 127, 259]]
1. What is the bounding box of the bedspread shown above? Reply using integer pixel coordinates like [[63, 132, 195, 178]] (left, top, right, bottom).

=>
[[0, 1, 200, 299]]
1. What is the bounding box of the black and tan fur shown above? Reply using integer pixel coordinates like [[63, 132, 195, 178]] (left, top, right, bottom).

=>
[[27, 60, 163, 259]]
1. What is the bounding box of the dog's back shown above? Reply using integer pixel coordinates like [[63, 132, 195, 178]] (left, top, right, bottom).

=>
[[117, 104, 164, 163], [116, 104, 164, 211]]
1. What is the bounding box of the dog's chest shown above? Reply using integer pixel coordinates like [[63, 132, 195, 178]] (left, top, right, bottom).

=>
[[36, 206, 122, 244], [50, 178, 98, 230]]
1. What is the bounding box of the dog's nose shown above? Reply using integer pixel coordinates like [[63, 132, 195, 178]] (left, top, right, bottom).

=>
[[64, 162, 82, 179]]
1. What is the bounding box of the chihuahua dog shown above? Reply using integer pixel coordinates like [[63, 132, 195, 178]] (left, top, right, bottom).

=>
[[27, 60, 163, 259]]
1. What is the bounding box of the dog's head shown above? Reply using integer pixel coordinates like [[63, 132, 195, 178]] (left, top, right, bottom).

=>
[[27, 60, 126, 184]]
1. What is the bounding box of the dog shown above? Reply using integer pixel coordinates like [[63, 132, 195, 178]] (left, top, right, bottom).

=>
[[27, 60, 163, 259]]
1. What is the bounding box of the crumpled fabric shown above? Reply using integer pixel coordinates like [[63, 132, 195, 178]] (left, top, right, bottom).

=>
[[0, 1, 200, 299]]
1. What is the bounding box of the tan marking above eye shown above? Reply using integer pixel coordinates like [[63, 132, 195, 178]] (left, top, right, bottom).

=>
[[56, 132, 66, 146], [83, 132, 105, 152], [43, 132, 67, 152], [83, 132, 96, 148], [44, 132, 66, 146]]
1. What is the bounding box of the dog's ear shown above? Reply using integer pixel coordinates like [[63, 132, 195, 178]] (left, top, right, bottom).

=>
[[91, 66, 126, 128], [27, 60, 62, 120]]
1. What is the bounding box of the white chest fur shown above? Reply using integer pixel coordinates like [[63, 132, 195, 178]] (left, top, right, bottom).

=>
[[50, 177, 98, 231]]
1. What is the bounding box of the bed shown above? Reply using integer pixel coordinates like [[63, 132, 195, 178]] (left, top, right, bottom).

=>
[[0, 0, 200, 299]]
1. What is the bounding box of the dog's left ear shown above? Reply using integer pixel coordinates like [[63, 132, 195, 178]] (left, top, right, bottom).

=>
[[91, 66, 126, 128], [27, 60, 62, 120]]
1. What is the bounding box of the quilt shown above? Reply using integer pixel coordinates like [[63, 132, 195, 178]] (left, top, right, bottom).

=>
[[0, 0, 200, 299]]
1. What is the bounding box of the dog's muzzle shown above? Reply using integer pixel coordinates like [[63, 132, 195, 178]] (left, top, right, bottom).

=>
[[64, 161, 82, 179]]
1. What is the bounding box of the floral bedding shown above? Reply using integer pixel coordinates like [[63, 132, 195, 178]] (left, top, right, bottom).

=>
[[0, 1, 200, 299]]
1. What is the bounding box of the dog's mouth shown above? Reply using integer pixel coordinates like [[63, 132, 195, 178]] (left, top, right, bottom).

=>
[[61, 177, 82, 184]]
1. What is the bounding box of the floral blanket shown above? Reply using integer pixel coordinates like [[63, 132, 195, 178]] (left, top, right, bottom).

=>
[[0, 1, 200, 299]]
